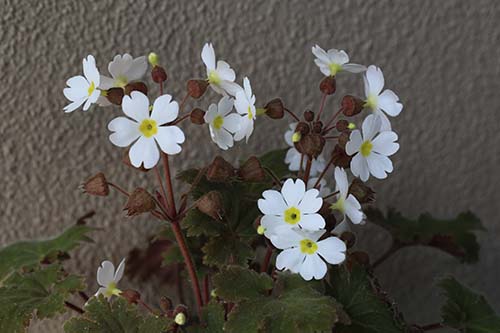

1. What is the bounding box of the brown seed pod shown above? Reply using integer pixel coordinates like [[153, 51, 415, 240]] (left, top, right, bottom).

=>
[[342, 95, 364, 117], [121, 289, 141, 304], [106, 88, 125, 105], [187, 79, 209, 99], [349, 178, 376, 204], [124, 188, 156, 216], [331, 144, 352, 168], [320, 76, 336, 95], [264, 98, 285, 119], [124, 82, 148, 96], [190, 108, 206, 125], [304, 110, 314, 122], [152, 66, 167, 83], [82, 172, 109, 196], [196, 191, 225, 221], [238, 156, 266, 182], [206, 156, 236, 182]]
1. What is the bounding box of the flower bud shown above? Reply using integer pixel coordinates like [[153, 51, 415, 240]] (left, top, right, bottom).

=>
[[295, 133, 325, 158], [121, 289, 141, 304], [187, 79, 209, 99], [175, 312, 186, 326], [312, 121, 323, 134], [257, 225, 266, 235], [148, 52, 159, 67], [264, 98, 284, 119], [292, 132, 301, 143], [124, 188, 156, 216], [196, 191, 224, 221], [347, 122, 356, 130], [349, 178, 375, 204], [336, 120, 349, 132], [124, 82, 148, 96], [106, 88, 125, 105], [206, 156, 235, 182], [123, 148, 149, 172], [152, 66, 167, 83], [320, 76, 336, 95], [331, 144, 352, 168], [159, 296, 173, 313], [304, 110, 314, 122], [342, 95, 364, 117], [190, 108, 206, 125], [295, 122, 310, 136], [238, 156, 266, 182], [82, 172, 109, 196]]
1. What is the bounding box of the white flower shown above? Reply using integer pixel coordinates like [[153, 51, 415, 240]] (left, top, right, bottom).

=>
[[234, 77, 256, 142], [99, 54, 148, 90], [284, 123, 326, 176], [204, 96, 241, 150], [307, 177, 331, 197], [271, 228, 346, 281], [312, 45, 366, 77], [345, 114, 399, 182], [63, 55, 101, 112], [94, 258, 125, 299], [363, 65, 403, 131], [108, 91, 185, 169], [330, 167, 364, 224], [257, 178, 325, 238], [201, 43, 241, 96]]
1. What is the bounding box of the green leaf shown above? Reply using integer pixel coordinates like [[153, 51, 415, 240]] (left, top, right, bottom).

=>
[[64, 296, 172, 333], [202, 235, 254, 268], [0, 224, 95, 281], [439, 277, 500, 332], [365, 208, 484, 263], [187, 301, 225, 333], [181, 208, 224, 237], [258, 149, 289, 180], [327, 265, 406, 333], [0, 265, 85, 333], [212, 266, 273, 302]]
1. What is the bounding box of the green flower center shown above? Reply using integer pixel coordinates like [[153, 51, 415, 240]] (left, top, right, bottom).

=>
[[360, 140, 373, 157], [247, 106, 253, 119], [330, 196, 345, 213], [139, 119, 158, 138], [300, 239, 318, 255], [364, 94, 378, 110], [328, 63, 343, 76], [208, 70, 221, 85], [213, 115, 224, 130], [114, 75, 128, 88], [87, 81, 96, 96], [284, 207, 301, 225], [104, 282, 122, 298]]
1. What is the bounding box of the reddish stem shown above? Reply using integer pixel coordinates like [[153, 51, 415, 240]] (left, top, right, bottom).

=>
[[313, 154, 336, 189], [107, 182, 129, 197], [284, 108, 300, 122], [203, 275, 210, 304], [303, 156, 313, 184], [323, 107, 345, 132], [261, 246, 273, 273], [172, 113, 190, 125], [154, 166, 170, 212], [162, 153, 177, 217], [316, 93, 327, 121], [65, 301, 84, 314]]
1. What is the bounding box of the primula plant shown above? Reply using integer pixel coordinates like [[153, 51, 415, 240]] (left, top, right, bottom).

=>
[[1, 43, 499, 333]]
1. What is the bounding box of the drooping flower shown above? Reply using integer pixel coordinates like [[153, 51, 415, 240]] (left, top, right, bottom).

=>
[[204, 96, 241, 150], [234, 77, 256, 142], [108, 91, 185, 169], [307, 177, 331, 197], [330, 167, 364, 224], [345, 114, 399, 182], [363, 65, 403, 130], [201, 43, 241, 96], [284, 123, 326, 176], [271, 228, 346, 280], [312, 45, 366, 77], [94, 259, 125, 299], [63, 55, 101, 112], [99, 54, 148, 90], [257, 178, 325, 238]]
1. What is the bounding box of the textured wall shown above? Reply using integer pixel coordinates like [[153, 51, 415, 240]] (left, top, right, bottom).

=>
[[1, 0, 499, 331]]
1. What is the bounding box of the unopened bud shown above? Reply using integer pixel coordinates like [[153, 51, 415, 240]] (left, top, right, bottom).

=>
[[196, 191, 224, 221], [106, 88, 125, 105], [82, 172, 109, 196], [264, 98, 285, 119], [257, 225, 266, 235], [152, 66, 167, 83], [292, 132, 301, 143], [121, 289, 141, 304], [304, 110, 314, 122], [206, 156, 235, 182], [124, 82, 148, 96], [175, 312, 186, 326], [238, 156, 265, 182], [347, 122, 356, 130], [190, 108, 206, 125], [187, 79, 209, 99], [312, 121, 323, 134], [210, 289, 217, 298], [349, 178, 375, 204], [124, 188, 156, 216], [148, 52, 159, 67], [159, 296, 173, 313], [295, 122, 310, 136], [342, 95, 364, 117], [122, 148, 149, 172], [320, 76, 336, 95], [336, 120, 349, 132]]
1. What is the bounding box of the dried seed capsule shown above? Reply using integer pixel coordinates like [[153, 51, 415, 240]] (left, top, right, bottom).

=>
[[124, 82, 148, 96], [106, 88, 125, 105], [342, 95, 364, 116], [331, 144, 352, 168], [206, 156, 235, 182], [264, 98, 284, 119], [190, 108, 206, 125], [152, 66, 167, 83], [124, 188, 156, 216], [238, 156, 266, 182], [187, 79, 209, 99], [320, 76, 336, 95], [196, 191, 224, 221], [336, 119, 349, 132], [304, 110, 314, 122], [349, 178, 375, 203], [121, 289, 141, 304], [82, 172, 109, 196]]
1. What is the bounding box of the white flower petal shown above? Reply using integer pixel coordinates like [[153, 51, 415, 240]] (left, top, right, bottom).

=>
[[376, 111, 392, 131], [317, 237, 346, 264], [122, 91, 150, 122], [366, 153, 392, 179], [108, 117, 141, 147], [270, 228, 303, 249], [219, 81, 241, 96], [114, 258, 126, 282], [216, 61, 236, 82], [99, 75, 115, 90], [64, 76, 88, 101], [129, 136, 160, 169], [261, 215, 288, 236], [334, 167, 349, 197], [63, 98, 86, 113], [155, 126, 185, 155], [151, 94, 178, 125], [312, 45, 330, 64], [201, 43, 216, 70], [124, 56, 148, 81], [83, 55, 100, 85], [276, 248, 305, 273], [108, 54, 133, 79], [299, 254, 327, 280], [258, 190, 288, 215], [94, 287, 107, 298], [365, 65, 384, 95], [298, 189, 322, 214], [328, 49, 349, 65], [371, 131, 399, 156], [362, 114, 381, 141], [299, 213, 325, 231], [345, 195, 364, 224], [217, 96, 234, 116], [345, 130, 363, 155], [222, 113, 241, 133], [351, 153, 370, 182], [97, 261, 115, 287], [378, 89, 403, 117], [342, 63, 367, 73], [281, 178, 306, 207], [285, 148, 301, 171]]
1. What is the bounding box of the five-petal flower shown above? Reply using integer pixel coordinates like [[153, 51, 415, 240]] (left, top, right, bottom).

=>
[[94, 258, 125, 299], [346, 114, 399, 181], [108, 91, 185, 169], [330, 167, 364, 224], [204, 96, 241, 150], [201, 43, 241, 96], [312, 45, 366, 77], [234, 77, 256, 142], [63, 55, 101, 112], [99, 54, 148, 90]]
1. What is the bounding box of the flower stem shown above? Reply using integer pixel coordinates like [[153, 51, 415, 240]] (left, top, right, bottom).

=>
[[261, 246, 273, 273], [313, 154, 336, 189], [323, 107, 345, 132], [154, 166, 170, 212], [263, 167, 282, 188], [203, 275, 210, 304], [107, 182, 129, 197], [162, 153, 177, 217], [316, 93, 327, 121], [284, 108, 300, 122], [64, 301, 84, 314], [303, 156, 313, 184]]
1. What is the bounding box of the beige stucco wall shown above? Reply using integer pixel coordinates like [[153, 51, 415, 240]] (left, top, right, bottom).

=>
[[1, 0, 499, 331]]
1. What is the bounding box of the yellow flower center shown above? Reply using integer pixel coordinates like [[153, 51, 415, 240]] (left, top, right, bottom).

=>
[[139, 119, 158, 138], [328, 63, 343, 76], [330, 197, 345, 213], [284, 207, 301, 225], [104, 282, 122, 298], [208, 70, 221, 85], [300, 239, 318, 255], [364, 94, 378, 110], [247, 106, 253, 119], [213, 115, 224, 130], [114, 75, 128, 88], [292, 132, 301, 143], [87, 81, 96, 96], [360, 140, 373, 157]]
